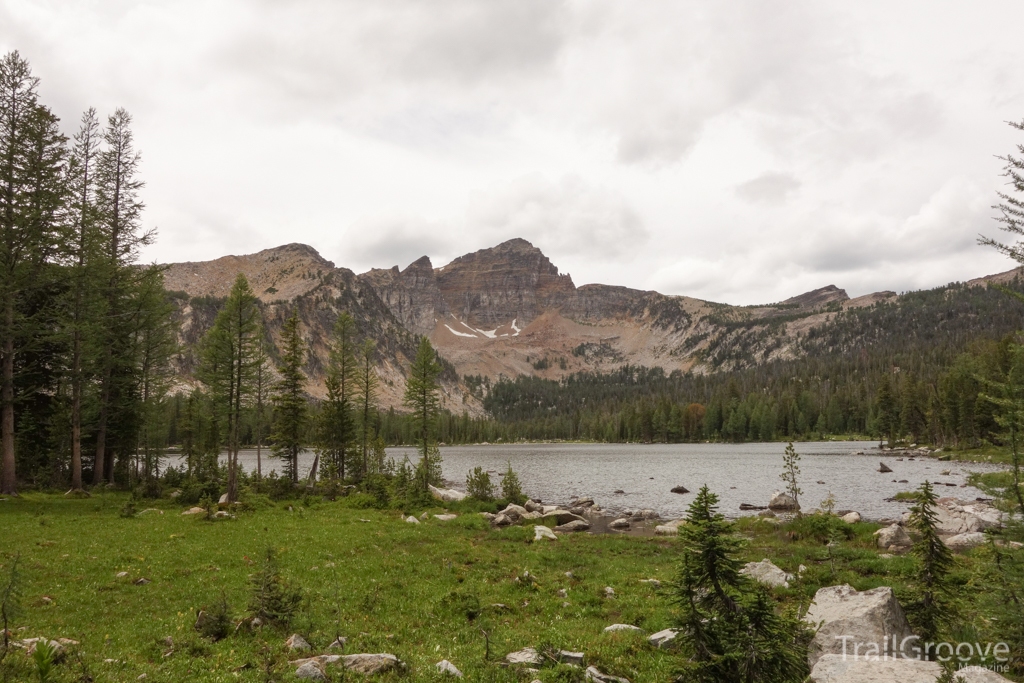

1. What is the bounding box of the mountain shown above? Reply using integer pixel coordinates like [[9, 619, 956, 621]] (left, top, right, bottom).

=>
[[162, 239, 1023, 412]]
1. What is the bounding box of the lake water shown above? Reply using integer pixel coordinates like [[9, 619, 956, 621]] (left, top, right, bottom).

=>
[[168, 441, 1004, 521]]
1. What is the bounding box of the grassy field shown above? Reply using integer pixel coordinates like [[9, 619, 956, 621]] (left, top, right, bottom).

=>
[[0, 492, 1005, 682]]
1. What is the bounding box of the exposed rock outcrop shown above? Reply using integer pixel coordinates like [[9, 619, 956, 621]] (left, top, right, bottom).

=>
[[803, 585, 915, 669]]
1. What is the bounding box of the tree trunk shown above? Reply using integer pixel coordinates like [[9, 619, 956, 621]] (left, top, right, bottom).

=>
[[1, 296, 16, 495]]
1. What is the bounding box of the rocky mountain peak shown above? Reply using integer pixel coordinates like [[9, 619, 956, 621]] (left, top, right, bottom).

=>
[[778, 284, 849, 309]]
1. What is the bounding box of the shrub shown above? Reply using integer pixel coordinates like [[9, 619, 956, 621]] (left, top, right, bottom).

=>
[[196, 594, 232, 641], [466, 467, 494, 501], [500, 461, 525, 505], [248, 547, 302, 626]]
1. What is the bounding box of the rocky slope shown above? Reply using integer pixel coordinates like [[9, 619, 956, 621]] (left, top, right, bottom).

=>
[[163, 238, 1017, 411]]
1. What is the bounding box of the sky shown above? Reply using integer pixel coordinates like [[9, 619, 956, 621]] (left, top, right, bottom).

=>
[[3, 1, 1024, 305]]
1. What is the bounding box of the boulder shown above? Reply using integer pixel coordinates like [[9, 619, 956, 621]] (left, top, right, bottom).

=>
[[541, 505, 561, 514], [327, 637, 347, 649], [740, 503, 768, 510], [491, 513, 512, 527], [648, 628, 678, 649], [944, 531, 987, 551], [808, 654, 1013, 682], [803, 585, 915, 669], [758, 510, 777, 518], [554, 520, 590, 532], [608, 518, 631, 530], [878, 462, 893, 473], [768, 492, 800, 511], [932, 498, 1004, 534], [541, 510, 586, 526], [631, 509, 659, 520], [435, 659, 462, 677], [294, 661, 327, 681], [586, 666, 631, 683], [339, 654, 403, 674], [533, 525, 557, 542], [873, 524, 910, 549], [286, 634, 311, 651], [524, 500, 543, 513], [572, 497, 595, 507], [603, 623, 643, 633], [505, 647, 543, 665], [569, 506, 586, 515], [500, 504, 529, 522], [218, 493, 229, 504], [557, 650, 585, 666], [433, 514, 458, 522], [740, 559, 793, 588], [404, 515, 419, 524], [479, 512, 496, 521], [181, 507, 205, 515], [841, 512, 861, 524], [428, 484, 468, 502], [670, 486, 689, 494]]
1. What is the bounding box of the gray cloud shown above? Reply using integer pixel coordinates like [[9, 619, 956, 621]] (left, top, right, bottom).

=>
[[736, 172, 801, 205]]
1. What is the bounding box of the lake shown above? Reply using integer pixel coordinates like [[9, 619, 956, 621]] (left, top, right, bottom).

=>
[[168, 441, 1004, 521]]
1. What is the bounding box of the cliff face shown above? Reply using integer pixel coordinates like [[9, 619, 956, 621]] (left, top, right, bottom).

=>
[[163, 238, 904, 410]]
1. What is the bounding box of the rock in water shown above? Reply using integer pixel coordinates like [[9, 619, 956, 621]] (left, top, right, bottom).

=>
[[435, 659, 462, 677], [878, 461, 893, 473], [803, 585, 915, 669], [647, 629, 678, 649], [533, 525, 557, 541], [740, 559, 793, 588], [505, 647, 543, 665], [608, 518, 631, 530], [768, 492, 800, 511], [553, 520, 590, 532], [670, 485, 689, 494], [585, 666, 631, 682], [540, 510, 585, 526], [873, 523, 910, 549]]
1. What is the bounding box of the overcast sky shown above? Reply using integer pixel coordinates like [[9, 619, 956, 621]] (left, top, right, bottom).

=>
[[3, 1, 1023, 305]]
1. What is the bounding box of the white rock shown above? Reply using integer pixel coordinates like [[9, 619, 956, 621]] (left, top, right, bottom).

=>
[[116, 571, 128, 578], [639, 578, 661, 588], [933, 498, 1005, 534], [586, 666, 631, 682], [841, 512, 861, 524], [541, 510, 586, 525], [218, 493, 229, 504], [608, 518, 631, 530], [603, 623, 643, 633], [604, 586, 615, 596], [873, 523, 910, 549], [808, 654, 1013, 682], [340, 653, 403, 674], [505, 647, 543, 665], [768, 491, 800, 511], [944, 531, 987, 551], [285, 634, 311, 651], [327, 637, 347, 649], [294, 661, 327, 681], [181, 507, 204, 515], [491, 513, 512, 526], [554, 520, 590, 532], [433, 514, 458, 521], [404, 515, 419, 524], [803, 585, 915, 669], [648, 628, 678, 648], [533, 525, 557, 542], [557, 650, 585, 666], [428, 484, 467, 502], [654, 524, 679, 535], [500, 504, 529, 521], [740, 559, 793, 588], [435, 659, 462, 677]]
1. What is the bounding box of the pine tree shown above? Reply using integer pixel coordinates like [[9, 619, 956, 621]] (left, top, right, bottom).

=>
[[403, 337, 442, 492], [318, 313, 357, 480], [875, 374, 898, 447], [272, 311, 307, 483], [779, 442, 802, 510], [355, 338, 379, 482], [92, 107, 151, 485], [199, 274, 261, 501], [253, 332, 270, 479], [906, 480, 955, 653], [65, 108, 103, 491], [673, 485, 808, 682], [0, 52, 68, 495]]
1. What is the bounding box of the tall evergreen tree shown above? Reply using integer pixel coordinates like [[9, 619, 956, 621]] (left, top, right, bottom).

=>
[[403, 337, 442, 492], [875, 374, 898, 447], [0, 52, 67, 495], [92, 107, 150, 485], [272, 311, 307, 483], [355, 338, 378, 481], [318, 312, 357, 480], [199, 274, 261, 501], [65, 107, 102, 491]]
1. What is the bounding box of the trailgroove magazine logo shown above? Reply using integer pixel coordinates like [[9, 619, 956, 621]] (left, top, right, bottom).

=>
[[835, 635, 1012, 671]]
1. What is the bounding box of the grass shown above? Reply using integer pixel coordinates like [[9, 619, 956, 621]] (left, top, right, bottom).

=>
[[0, 493, 1013, 682]]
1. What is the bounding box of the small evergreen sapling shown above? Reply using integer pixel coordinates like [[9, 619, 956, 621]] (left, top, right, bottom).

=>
[[248, 547, 302, 626], [779, 442, 802, 510], [501, 461, 525, 505], [466, 467, 494, 501], [906, 481, 955, 654]]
